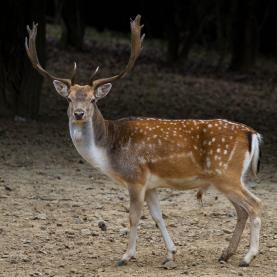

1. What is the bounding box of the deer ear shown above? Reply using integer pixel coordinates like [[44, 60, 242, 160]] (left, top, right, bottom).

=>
[[95, 83, 112, 100], [53, 80, 69, 97]]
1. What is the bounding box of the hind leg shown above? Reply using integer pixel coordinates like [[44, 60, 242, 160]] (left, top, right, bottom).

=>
[[239, 187, 262, 266], [219, 200, 248, 262], [215, 180, 262, 266]]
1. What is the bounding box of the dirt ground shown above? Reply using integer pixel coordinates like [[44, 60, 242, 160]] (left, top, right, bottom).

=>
[[0, 27, 277, 276]]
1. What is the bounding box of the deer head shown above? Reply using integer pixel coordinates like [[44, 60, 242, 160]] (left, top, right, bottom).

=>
[[25, 16, 144, 122]]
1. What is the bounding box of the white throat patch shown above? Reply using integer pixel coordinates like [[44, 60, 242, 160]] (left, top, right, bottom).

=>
[[69, 120, 109, 173]]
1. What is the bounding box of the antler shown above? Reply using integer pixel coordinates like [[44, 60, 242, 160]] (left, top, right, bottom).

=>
[[25, 22, 76, 86], [90, 15, 145, 89]]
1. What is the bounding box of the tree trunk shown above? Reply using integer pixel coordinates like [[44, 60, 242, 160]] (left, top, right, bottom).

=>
[[166, 24, 180, 63], [60, 0, 85, 50], [165, 0, 182, 63], [0, 0, 46, 120], [216, 1, 228, 67], [229, 0, 258, 71]]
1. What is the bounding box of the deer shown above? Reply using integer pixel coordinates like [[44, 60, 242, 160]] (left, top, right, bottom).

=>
[[25, 15, 262, 268]]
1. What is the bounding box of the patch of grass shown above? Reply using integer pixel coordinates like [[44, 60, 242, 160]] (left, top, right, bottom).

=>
[[46, 24, 62, 39], [46, 23, 165, 50]]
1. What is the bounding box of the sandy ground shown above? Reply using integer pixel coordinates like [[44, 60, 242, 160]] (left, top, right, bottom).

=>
[[1, 28, 277, 276], [0, 120, 276, 277]]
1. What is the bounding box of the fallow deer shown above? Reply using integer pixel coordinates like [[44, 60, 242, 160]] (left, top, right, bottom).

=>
[[25, 15, 262, 267]]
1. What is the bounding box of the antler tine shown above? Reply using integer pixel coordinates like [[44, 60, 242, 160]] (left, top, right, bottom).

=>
[[25, 22, 72, 87], [89, 66, 100, 83], [90, 15, 144, 88], [71, 62, 77, 85]]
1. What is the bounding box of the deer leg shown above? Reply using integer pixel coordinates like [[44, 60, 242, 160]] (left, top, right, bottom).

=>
[[219, 200, 248, 262], [217, 181, 262, 266], [239, 187, 262, 267], [145, 189, 176, 264], [117, 185, 145, 266]]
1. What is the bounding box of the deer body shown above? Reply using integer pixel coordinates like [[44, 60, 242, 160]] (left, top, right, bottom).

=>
[[25, 15, 262, 268], [70, 110, 256, 190], [68, 106, 262, 267]]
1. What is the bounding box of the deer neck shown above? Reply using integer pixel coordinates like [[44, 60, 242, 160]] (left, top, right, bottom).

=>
[[69, 105, 110, 172]]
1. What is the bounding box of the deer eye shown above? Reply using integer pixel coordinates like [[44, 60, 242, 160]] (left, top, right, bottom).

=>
[[67, 97, 72, 102], [91, 98, 96, 103]]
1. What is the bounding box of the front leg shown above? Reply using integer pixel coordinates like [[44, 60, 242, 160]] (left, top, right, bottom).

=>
[[117, 185, 145, 266], [145, 189, 176, 264]]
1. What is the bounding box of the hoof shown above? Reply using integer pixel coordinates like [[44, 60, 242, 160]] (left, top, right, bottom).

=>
[[218, 250, 232, 262], [117, 260, 127, 267], [162, 260, 177, 269], [239, 260, 249, 267], [162, 258, 171, 265], [218, 255, 228, 262]]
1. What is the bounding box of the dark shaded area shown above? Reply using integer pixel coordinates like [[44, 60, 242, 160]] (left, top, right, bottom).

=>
[[0, 0, 276, 126], [229, 0, 258, 71], [0, 0, 45, 119], [59, 0, 85, 50]]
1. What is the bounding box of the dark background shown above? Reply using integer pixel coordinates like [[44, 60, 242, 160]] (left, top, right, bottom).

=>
[[1, 0, 277, 121]]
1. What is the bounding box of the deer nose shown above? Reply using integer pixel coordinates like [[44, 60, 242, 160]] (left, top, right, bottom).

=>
[[74, 110, 85, 120]]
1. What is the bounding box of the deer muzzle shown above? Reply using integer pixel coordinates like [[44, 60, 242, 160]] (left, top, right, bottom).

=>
[[74, 109, 85, 121]]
